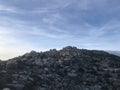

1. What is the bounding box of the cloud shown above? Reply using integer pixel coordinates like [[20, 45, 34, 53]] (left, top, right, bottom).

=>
[[0, 15, 71, 39], [24, 27, 71, 39], [0, 27, 11, 35], [0, 0, 72, 14], [79, 20, 120, 38], [27, 29, 59, 39], [42, 13, 62, 24], [88, 29, 106, 37], [0, 0, 120, 60], [0, 4, 18, 13]]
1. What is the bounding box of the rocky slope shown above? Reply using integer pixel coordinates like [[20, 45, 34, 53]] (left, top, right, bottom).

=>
[[0, 46, 120, 90]]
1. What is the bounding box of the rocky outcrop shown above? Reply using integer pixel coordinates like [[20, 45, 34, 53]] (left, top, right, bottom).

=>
[[0, 46, 120, 90]]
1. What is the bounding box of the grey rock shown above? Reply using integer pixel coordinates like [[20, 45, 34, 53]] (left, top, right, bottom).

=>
[[2, 88, 11, 90], [0, 46, 120, 90]]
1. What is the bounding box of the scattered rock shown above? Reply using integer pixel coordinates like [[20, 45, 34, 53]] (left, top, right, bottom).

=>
[[0, 46, 120, 90]]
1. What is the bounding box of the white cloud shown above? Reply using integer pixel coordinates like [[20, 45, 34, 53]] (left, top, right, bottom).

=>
[[0, 4, 17, 13], [0, 26, 14, 46], [0, 27, 11, 35], [42, 13, 63, 25], [25, 27, 71, 39], [0, 0, 120, 60], [81, 20, 120, 38], [88, 29, 106, 37], [99, 21, 120, 32], [28, 29, 59, 38]]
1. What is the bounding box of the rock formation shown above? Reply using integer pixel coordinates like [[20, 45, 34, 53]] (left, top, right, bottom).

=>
[[0, 46, 120, 90]]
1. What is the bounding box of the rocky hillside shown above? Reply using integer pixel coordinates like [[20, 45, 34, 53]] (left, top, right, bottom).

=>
[[0, 46, 120, 90]]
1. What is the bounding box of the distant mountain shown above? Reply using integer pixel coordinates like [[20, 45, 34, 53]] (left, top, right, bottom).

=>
[[107, 51, 120, 56], [0, 46, 120, 90]]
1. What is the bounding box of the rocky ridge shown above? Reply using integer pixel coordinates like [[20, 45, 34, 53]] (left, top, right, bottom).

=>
[[0, 46, 120, 90]]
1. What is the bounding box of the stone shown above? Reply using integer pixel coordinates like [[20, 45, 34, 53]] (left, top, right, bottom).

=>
[[0, 46, 120, 90], [2, 88, 11, 90]]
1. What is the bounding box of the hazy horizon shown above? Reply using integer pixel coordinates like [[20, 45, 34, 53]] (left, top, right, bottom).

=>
[[0, 0, 120, 60]]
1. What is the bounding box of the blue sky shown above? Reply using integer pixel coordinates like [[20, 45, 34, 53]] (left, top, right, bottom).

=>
[[0, 0, 120, 60]]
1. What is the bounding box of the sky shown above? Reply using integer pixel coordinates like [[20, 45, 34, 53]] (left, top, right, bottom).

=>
[[0, 0, 120, 60]]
